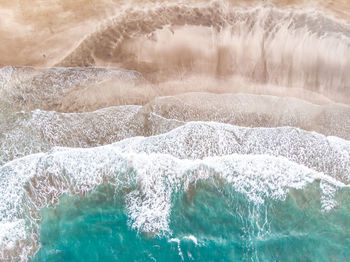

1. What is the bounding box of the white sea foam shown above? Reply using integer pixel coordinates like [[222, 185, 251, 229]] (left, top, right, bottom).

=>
[[149, 93, 350, 140], [0, 105, 142, 166], [116, 121, 350, 183], [169, 237, 184, 260], [1, 93, 349, 167], [183, 235, 198, 246]]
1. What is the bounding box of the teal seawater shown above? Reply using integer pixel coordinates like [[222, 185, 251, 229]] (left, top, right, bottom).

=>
[[32, 182, 350, 262]]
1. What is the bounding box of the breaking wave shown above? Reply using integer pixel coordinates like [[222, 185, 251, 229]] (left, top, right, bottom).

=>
[[0, 142, 347, 260]]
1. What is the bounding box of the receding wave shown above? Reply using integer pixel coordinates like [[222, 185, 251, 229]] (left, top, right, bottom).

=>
[[0, 66, 142, 113], [56, 3, 350, 103]]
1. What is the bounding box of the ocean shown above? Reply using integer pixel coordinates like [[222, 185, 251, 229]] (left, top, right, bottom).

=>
[[0, 1, 349, 261]]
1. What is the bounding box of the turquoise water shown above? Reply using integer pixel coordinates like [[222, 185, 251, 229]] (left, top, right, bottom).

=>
[[31, 181, 350, 262]]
